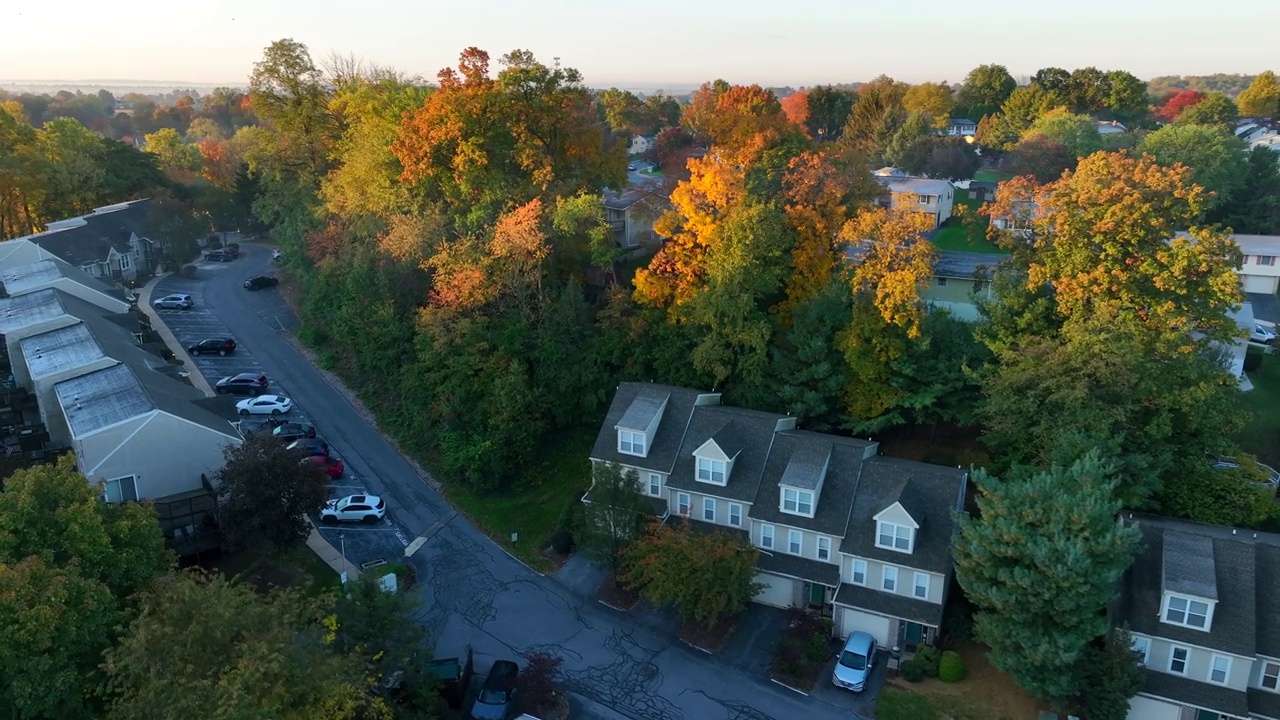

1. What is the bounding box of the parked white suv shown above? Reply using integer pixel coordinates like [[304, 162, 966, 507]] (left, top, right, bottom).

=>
[[320, 495, 386, 523], [153, 293, 193, 310], [1251, 323, 1277, 345]]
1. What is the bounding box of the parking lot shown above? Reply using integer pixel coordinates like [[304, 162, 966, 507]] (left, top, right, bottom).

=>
[[152, 259, 411, 566]]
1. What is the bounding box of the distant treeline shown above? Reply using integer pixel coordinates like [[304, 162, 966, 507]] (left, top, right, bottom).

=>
[[1147, 74, 1256, 99]]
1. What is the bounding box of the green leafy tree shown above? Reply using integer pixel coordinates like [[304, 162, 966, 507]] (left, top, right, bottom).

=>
[[581, 463, 651, 578], [902, 82, 952, 129], [955, 64, 1016, 118], [143, 127, 202, 180], [1072, 626, 1145, 720], [145, 194, 208, 264], [102, 572, 391, 720], [769, 280, 852, 431], [977, 85, 1060, 151], [954, 452, 1140, 708], [1236, 70, 1280, 117], [839, 75, 908, 162], [598, 87, 645, 134], [1022, 107, 1103, 158], [1102, 70, 1149, 124], [1211, 146, 1280, 234], [1064, 66, 1110, 113], [922, 136, 980, 180], [1137, 124, 1247, 210], [884, 111, 935, 172], [804, 85, 857, 140], [1006, 135, 1076, 181], [1173, 91, 1238, 130], [1158, 458, 1278, 527], [1031, 67, 1072, 97], [214, 433, 330, 553], [621, 518, 763, 630]]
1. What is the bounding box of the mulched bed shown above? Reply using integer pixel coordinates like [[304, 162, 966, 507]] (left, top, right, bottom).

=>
[[770, 608, 836, 692], [596, 577, 642, 611], [678, 615, 738, 653]]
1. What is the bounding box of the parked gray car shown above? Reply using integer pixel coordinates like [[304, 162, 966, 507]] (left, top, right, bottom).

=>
[[832, 631, 877, 693]]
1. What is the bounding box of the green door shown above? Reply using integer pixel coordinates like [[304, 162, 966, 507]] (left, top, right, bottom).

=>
[[809, 583, 825, 606], [905, 622, 924, 650]]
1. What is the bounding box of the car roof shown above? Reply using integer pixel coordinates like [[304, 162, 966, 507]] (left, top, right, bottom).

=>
[[485, 660, 519, 685], [231, 372, 265, 380], [842, 631, 875, 653]]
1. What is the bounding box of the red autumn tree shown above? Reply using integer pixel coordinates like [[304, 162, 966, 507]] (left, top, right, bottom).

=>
[[1154, 90, 1205, 123], [780, 90, 811, 131]]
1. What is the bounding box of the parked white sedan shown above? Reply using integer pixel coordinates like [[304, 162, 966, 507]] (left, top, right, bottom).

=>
[[235, 394, 293, 416]]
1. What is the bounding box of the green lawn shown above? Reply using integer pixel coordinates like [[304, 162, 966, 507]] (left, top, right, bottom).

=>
[[972, 169, 1013, 184], [215, 543, 343, 598], [932, 224, 1004, 254], [1237, 350, 1280, 467], [877, 688, 938, 720], [442, 426, 595, 572]]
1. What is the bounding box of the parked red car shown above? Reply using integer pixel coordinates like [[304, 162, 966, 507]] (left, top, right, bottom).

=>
[[308, 454, 344, 478]]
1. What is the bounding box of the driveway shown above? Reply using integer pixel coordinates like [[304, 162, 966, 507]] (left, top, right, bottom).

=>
[[149, 244, 872, 720]]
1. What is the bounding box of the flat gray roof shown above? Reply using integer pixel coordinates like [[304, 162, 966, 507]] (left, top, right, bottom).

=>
[[56, 364, 156, 437], [21, 323, 106, 379], [934, 250, 1009, 279], [0, 288, 66, 334], [2, 260, 64, 294]]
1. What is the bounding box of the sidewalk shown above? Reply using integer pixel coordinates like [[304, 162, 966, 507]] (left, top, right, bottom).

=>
[[305, 518, 361, 580], [136, 273, 215, 396]]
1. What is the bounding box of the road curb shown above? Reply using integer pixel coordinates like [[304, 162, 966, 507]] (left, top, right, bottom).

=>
[[137, 272, 216, 397]]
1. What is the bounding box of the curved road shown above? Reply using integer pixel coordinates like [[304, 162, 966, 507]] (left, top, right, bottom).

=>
[[151, 245, 869, 720]]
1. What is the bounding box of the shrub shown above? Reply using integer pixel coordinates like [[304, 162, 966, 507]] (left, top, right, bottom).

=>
[[549, 528, 575, 554], [939, 650, 966, 683], [179, 264, 197, 278], [914, 645, 942, 678], [518, 652, 563, 716], [899, 658, 926, 682]]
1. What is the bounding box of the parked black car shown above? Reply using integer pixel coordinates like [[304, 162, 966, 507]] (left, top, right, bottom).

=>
[[287, 437, 329, 457], [243, 275, 279, 291], [215, 372, 269, 395], [188, 338, 237, 356], [266, 422, 317, 442], [205, 249, 235, 262]]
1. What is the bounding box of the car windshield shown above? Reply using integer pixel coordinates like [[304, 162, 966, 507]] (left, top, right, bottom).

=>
[[838, 650, 867, 671], [336, 498, 352, 510], [478, 689, 508, 704]]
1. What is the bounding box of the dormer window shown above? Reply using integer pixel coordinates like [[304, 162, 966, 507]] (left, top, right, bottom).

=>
[[618, 429, 646, 456], [876, 521, 913, 553], [697, 457, 727, 485], [1163, 594, 1211, 630], [781, 488, 814, 517]]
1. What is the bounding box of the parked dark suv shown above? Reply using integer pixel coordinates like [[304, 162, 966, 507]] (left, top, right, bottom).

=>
[[188, 338, 237, 356], [205, 249, 235, 262], [215, 372, 268, 395], [243, 275, 279, 291]]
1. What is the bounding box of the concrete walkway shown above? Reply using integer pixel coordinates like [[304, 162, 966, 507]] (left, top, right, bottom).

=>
[[136, 273, 216, 396], [305, 518, 361, 580]]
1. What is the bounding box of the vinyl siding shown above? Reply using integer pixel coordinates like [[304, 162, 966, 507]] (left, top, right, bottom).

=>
[[841, 553, 946, 605], [1142, 635, 1252, 690], [80, 412, 237, 500], [754, 522, 841, 565], [674, 488, 751, 530]]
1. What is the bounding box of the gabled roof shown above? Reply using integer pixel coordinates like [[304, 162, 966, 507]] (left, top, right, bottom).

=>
[[778, 437, 831, 490], [616, 388, 668, 430], [666, 404, 788, 503], [24, 199, 151, 267], [590, 383, 706, 475], [751, 431, 874, 536], [838, 457, 967, 574], [1120, 514, 1259, 658], [882, 177, 954, 197], [604, 189, 661, 211], [1141, 670, 1248, 717], [1162, 530, 1218, 599], [949, 118, 977, 125]]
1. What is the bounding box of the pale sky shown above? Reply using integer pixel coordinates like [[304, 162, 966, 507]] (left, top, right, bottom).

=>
[[4, 0, 1276, 89]]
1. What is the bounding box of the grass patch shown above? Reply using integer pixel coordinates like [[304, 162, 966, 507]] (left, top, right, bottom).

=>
[[214, 543, 343, 598], [885, 643, 1043, 720], [972, 169, 1013, 183], [877, 688, 939, 720], [442, 426, 594, 572], [932, 223, 1004, 254], [1236, 350, 1280, 467]]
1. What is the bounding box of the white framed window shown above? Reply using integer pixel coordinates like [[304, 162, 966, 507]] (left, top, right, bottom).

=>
[[935, 276, 947, 286], [648, 473, 660, 496], [677, 493, 691, 516], [761, 524, 774, 549], [1208, 654, 1230, 685], [851, 559, 867, 585], [913, 572, 929, 599], [1164, 595, 1210, 629], [702, 497, 716, 523], [618, 429, 645, 456], [1169, 646, 1189, 675], [1242, 255, 1251, 264], [1131, 635, 1150, 664], [817, 537, 830, 561], [1262, 660, 1280, 690], [876, 521, 912, 552], [120, 253, 132, 270], [728, 503, 742, 527], [1260, 255, 1277, 266], [788, 530, 802, 555], [696, 457, 726, 485], [102, 475, 138, 503], [781, 488, 814, 516], [882, 565, 898, 592]]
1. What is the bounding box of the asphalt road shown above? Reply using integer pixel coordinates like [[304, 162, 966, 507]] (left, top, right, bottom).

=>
[[151, 245, 871, 720]]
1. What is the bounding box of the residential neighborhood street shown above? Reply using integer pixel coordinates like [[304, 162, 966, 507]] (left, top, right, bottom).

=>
[[148, 244, 873, 720]]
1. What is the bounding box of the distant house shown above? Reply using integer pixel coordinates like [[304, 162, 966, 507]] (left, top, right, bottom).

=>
[[947, 118, 978, 137], [628, 135, 657, 156], [1095, 120, 1128, 135], [1118, 513, 1280, 720], [603, 190, 667, 251], [873, 167, 911, 178], [957, 180, 998, 203], [0, 200, 154, 281], [875, 177, 956, 230], [918, 250, 1008, 322]]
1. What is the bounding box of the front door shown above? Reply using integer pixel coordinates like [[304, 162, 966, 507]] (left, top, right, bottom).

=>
[[904, 622, 924, 651], [809, 583, 825, 606]]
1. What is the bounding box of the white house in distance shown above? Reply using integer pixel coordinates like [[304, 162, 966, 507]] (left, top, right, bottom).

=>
[[947, 118, 977, 137], [0, 199, 153, 281], [603, 189, 667, 251], [875, 177, 957, 230], [627, 135, 656, 156], [1096, 120, 1128, 135]]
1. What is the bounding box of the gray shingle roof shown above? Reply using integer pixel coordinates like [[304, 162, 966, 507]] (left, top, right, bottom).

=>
[[22, 323, 106, 379], [665, 404, 788, 503], [590, 383, 706, 475], [0, 257, 129, 305], [751, 431, 875, 537], [1141, 670, 1249, 716], [933, 250, 1008, 279], [616, 388, 669, 431], [1162, 530, 1218, 599], [1121, 516, 1258, 658], [1249, 687, 1280, 720], [779, 437, 832, 491], [56, 364, 155, 436], [0, 288, 67, 334], [757, 550, 840, 587], [1257, 544, 1280, 658], [838, 457, 967, 575], [28, 200, 150, 267], [832, 582, 945, 628]]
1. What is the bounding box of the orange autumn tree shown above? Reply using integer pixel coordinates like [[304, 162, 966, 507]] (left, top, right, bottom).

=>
[[779, 90, 810, 132]]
